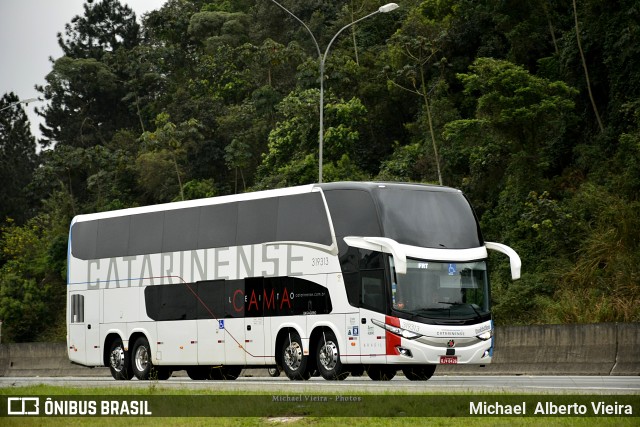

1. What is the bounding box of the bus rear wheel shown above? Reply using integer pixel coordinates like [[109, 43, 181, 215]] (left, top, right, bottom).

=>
[[402, 365, 436, 381], [187, 367, 209, 380], [131, 336, 170, 380], [281, 331, 310, 380], [316, 331, 348, 380], [268, 366, 281, 377], [108, 339, 133, 380], [366, 365, 396, 381], [210, 366, 242, 380], [155, 366, 173, 380]]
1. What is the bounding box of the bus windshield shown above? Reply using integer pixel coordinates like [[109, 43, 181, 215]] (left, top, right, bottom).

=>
[[390, 258, 489, 321]]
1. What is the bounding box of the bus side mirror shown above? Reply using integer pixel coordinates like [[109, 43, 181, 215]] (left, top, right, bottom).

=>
[[485, 242, 521, 280], [344, 236, 407, 275]]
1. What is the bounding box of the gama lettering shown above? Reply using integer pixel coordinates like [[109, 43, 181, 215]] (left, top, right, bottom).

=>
[[66, 182, 521, 382]]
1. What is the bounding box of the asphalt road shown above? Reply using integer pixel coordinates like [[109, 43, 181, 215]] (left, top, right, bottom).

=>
[[2, 375, 639, 394]]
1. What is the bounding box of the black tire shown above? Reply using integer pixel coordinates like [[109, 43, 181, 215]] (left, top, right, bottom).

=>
[[187, 367, 209, 380], [366, 365, 397, 381], [268, 366, 281, 377], [223, 366, 242, 380], [209, 366, 242, 380], [316, 330, 349, 380], [155, 366, 173, 380], [348, 365, 365, 377], [281, 330, 310, 380], [108, 339, 133, 380], [402, 365, 436, 381], [131, 336, 163, 380]]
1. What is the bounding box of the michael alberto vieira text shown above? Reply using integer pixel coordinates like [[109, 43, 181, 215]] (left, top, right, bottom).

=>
[[470, 400, 634, 415]]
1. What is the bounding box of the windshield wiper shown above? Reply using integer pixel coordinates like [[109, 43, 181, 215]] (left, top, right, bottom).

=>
[[393, 306, 420, 320], [438, 302, 482, 318]]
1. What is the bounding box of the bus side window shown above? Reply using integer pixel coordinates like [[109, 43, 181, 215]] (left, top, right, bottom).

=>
[[343, 272, 360, 307], [360, 270, 385, 313], [71, 294, 84, 323]]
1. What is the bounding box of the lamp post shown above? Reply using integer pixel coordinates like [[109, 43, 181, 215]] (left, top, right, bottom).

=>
[[268, 2, 399, 183], [0, 97, 39, 113]]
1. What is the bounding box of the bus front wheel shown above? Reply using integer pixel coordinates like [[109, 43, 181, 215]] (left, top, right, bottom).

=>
[[366, 365, 396, 381], [402, 365, 436, 381], [281, 331, 310, 380], [348, 365, 365, 377]]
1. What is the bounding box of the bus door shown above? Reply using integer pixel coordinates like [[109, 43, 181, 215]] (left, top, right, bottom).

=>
[[358, 270, 388, 363], [68, 290, 101, 365]]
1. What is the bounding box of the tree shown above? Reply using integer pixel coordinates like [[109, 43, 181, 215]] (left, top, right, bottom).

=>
[[0, 215, 67, 342], [139, 113, 204, 203], [255, 89, 368, 187], [383, 0, 456, 185], [572, 0, 603, 132], [57, 0, 140, 59], [37, 0, 141, 149], [0, 93, 38, 224], [444, 58, 578, 208]]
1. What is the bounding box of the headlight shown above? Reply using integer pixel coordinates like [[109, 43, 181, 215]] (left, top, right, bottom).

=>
[[477, 330, 493, 340], [371, 319, 421, 340]]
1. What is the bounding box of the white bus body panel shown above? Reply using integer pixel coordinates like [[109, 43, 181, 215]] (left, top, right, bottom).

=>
[[67, 183, 515, 372]]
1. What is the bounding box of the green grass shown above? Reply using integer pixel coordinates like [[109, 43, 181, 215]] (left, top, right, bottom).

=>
[[0, 385, 636, 426]]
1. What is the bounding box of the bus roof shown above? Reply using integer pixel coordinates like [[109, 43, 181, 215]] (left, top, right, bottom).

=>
[[315, 181, 461, 194], [71, 184, 318, 224], [71, 182, 460, 225]]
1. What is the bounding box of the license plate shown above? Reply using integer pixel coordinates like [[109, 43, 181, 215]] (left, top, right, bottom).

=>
[[440, 355, 458, 364]]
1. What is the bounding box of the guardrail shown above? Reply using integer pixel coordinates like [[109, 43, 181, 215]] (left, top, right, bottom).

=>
[[437, 322, 639, 376], [0, 323, 637, 377]]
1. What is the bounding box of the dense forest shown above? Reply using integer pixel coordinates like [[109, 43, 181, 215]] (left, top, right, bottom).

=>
[[0, 0, 638, 342]]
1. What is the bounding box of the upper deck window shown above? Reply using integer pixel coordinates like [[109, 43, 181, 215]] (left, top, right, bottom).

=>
[[374, 188, 482, 249], [71, 191, 332, 260]]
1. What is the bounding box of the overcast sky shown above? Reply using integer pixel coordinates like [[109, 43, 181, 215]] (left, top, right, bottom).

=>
[[0, 0, 167, 141]]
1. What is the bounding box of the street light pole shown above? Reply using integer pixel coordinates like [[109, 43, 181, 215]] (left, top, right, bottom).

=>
[[267, 2, 399, 183], [0, 98, 39, 113]]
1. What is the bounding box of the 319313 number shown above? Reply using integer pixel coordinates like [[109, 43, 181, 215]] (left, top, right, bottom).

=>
[[311, 257, 329, 267]]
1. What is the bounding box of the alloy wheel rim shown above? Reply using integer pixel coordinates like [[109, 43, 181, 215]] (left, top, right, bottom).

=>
[[284, 341, 302, 370], [135, 345, 149, 372], [110, 346, 125, 372], [319, 341, 338, 371]]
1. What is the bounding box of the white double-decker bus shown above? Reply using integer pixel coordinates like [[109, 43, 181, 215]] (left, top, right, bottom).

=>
[[67, 182, 520, 381]]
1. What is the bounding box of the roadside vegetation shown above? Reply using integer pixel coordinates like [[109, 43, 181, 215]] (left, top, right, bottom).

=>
[[1, 0, 639, 342]]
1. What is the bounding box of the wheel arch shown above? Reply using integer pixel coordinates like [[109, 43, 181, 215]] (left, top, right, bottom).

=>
[[128, 331, 151, 360], [274, 325, 306, 366]]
